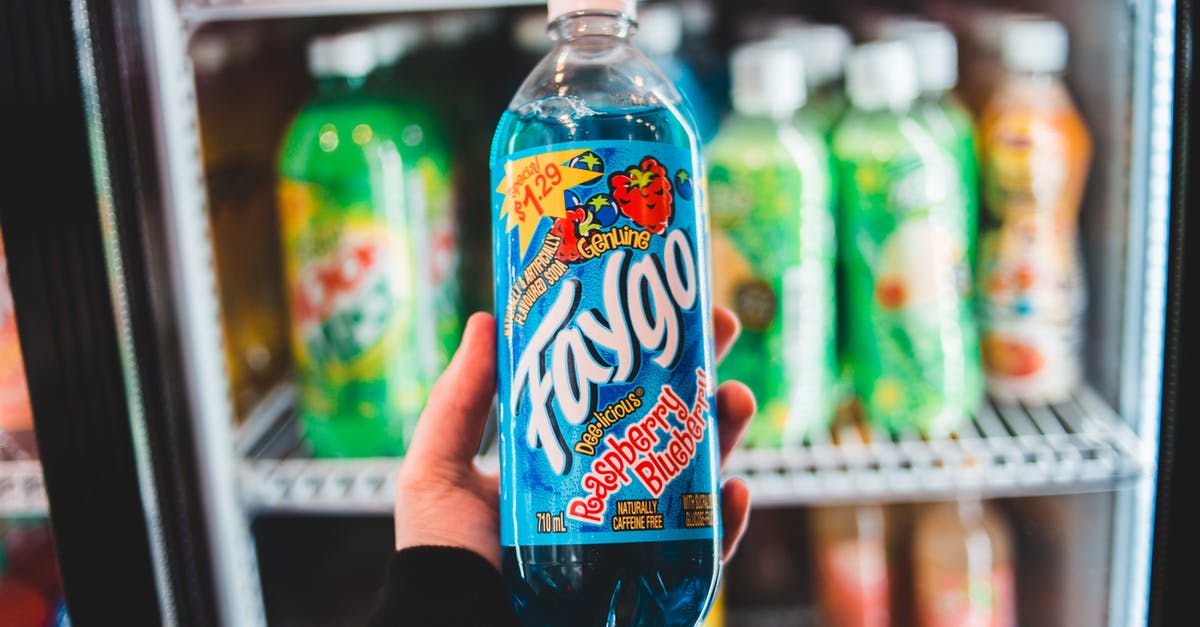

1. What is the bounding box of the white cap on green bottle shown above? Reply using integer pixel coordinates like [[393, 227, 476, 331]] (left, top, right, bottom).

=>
[[1001, 16, 1068, 73], [634, 4, 683, 56], [371, 21, 422, 67], [769, 23, 851, 89], [308, 31, 377, 78], [846, 40, 919, 111], [548, 0, 636, 22], [882, 20, 959, 94], [731, 40, 807, 118]]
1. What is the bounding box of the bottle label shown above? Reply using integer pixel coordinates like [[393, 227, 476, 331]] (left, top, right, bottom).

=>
[[278, 179, 428, 439], [707, 138, 836, 444], [837, 147, 982, 432], [980, 113, 1088, 397], [492, 140, 719, 547]]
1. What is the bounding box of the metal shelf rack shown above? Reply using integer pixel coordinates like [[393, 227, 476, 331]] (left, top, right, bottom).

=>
[[238, 383, 1143, 514]]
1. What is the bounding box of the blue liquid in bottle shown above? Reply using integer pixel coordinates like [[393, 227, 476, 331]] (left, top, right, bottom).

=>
[[490, 3, 721, 626]]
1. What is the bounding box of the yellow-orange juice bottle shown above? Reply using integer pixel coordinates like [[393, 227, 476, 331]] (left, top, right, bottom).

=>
[[978, 17, 1092, 404]]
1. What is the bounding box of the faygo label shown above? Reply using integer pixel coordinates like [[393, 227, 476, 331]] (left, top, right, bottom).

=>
[[493, 141, 720, 546]]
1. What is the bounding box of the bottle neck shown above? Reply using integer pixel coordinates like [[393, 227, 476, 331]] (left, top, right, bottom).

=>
[[549, 12, 633, 43], [316, 75, 369, 97]]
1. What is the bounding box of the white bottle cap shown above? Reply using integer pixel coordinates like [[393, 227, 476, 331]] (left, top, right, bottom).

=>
[[846, 40, 919, 111], [515, 11, 554, 54], [883, 20, 958, 94], [308, 31, 378, 78], [731, 40, 807, 117], [548, 0, 637, 23], [770, 23, 851, 88], [1001, 17, 1069, 73], [371, 21, 422, 67], [679, 0, 714, 36], [633, 3, 683, 56]]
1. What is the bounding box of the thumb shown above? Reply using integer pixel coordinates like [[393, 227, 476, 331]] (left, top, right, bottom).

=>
[[404, 312, 497, 467]]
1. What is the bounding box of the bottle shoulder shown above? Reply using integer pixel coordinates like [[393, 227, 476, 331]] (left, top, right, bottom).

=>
[[510, 39, 683, 112]]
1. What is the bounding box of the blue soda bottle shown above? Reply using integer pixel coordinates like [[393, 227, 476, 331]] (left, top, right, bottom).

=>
[[490, 1, 721, 625]]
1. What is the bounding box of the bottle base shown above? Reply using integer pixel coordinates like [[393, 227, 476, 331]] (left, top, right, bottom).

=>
[[503, 539, 720, 627]]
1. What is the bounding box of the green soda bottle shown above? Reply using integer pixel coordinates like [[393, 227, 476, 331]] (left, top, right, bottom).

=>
[[277, 32, 447, 457], [707, 41, 837, 445], [885, 20, 981, 269], [370, 21, 463, 362], [832, 41, 982, 436]]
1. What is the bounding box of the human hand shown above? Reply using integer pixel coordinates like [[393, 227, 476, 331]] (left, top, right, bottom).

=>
[[394, 308, 755, 571]]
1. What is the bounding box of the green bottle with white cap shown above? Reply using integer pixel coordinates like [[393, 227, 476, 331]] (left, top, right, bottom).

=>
[[883, 20, 980, 269], [707, 40, 837, 445], [832, 41, 983, 436], [277, 31, 448, 457]]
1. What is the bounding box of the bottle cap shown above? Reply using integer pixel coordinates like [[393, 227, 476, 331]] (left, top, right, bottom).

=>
[[308, 31, 377, 78], [731, 40, 807, 117], [770, 23, 851, 88], [371, 21, 422, 67], [633, 3, 683, 56], [1001, 17, 1068, 73], [883, 20, 958, 93], [547, 0, 637, 23], [845, 40, 919, 111], [515, 11, 554, 54], [679, 0, 714, 36]]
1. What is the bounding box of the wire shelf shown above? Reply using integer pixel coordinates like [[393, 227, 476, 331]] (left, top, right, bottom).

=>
[[0, 460, 49, 516], [239, 384, 1143, 513]]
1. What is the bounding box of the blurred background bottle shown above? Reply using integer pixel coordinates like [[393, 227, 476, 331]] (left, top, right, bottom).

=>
[[832, 40, 982, 436], [811, 505, 891, 627], [913, 500, 1016, 627], [0, 520, 64, 627], [0, 233, 34, 458], [276, 31, 454, 457], [635, 2, 721, 142], [193, 29, 293, 422], [883, 20, 981, 271], [978, 17, 1091, 405], [708, 41, 836, 445]]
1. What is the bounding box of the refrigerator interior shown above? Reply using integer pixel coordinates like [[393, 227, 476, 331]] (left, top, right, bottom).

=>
[[87, 0, 1177, 624]]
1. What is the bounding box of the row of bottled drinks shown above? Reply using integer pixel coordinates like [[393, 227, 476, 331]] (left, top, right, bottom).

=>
[[235, 2, 1092, 458]]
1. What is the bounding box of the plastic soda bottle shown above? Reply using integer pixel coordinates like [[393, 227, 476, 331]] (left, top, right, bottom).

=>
[[832, 41, 983, 435], [913, 500, 1016, 627], [884, 21, 981, 269], [707, 41, 836, 445], [491, 0, 721, 624], [635, 3, 721, 143], [277, 32, 450, 457], [368, 21, 463, 362], [978, 18, 1091, 404], [811, 505, 891, 627]]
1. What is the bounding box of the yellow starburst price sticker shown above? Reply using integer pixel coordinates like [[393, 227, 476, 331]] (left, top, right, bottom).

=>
[[496, 148, 600, 255]]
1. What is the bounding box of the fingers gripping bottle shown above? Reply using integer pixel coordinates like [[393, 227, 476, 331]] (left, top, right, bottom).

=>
[[491, 1, 721, 625]]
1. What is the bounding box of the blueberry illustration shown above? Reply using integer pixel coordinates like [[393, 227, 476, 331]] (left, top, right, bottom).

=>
[[563, 189, 583, 210], [568, 151, 605, 185], [674, 169, 694, 200], [585, 193, 618, 227]]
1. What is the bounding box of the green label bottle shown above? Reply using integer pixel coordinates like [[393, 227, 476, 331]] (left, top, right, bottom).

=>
[[833, 41, 983, 436], [276, 31, 457, 457], [708, 42, 837, 445]]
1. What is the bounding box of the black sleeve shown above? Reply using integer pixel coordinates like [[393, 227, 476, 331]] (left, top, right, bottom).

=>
[[365, 546, 521, 627]]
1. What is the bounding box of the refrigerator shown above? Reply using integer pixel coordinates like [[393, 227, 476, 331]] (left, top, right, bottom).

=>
[[0, 0, 1190, 624]]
